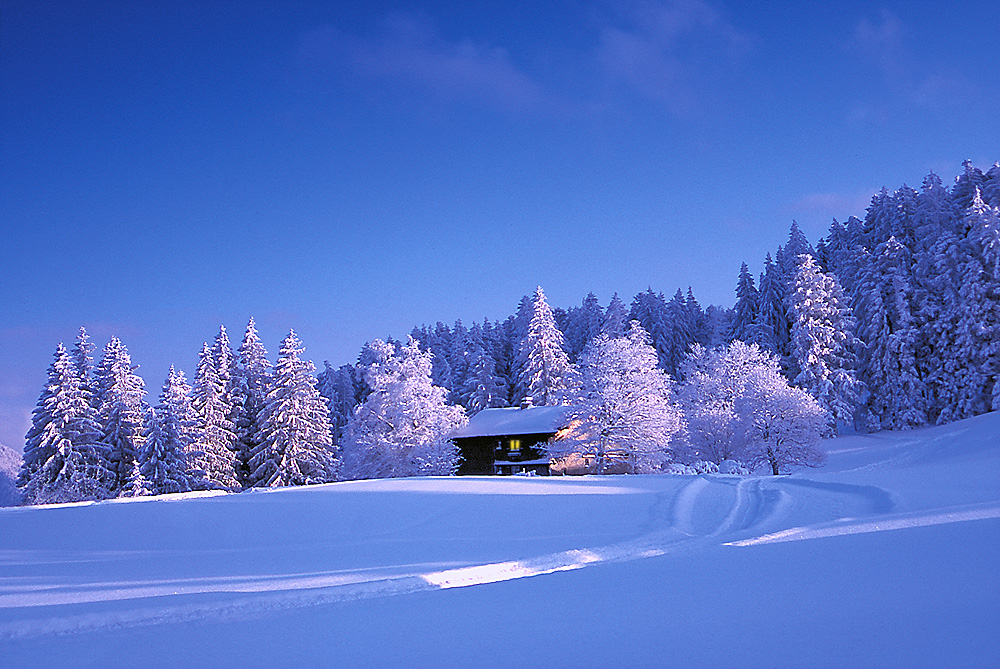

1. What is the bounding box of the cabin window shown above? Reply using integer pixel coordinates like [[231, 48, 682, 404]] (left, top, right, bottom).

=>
[[509, 438, 521, 453]]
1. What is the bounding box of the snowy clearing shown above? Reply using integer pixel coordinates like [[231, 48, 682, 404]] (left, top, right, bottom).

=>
[[1, 412, 998, 667]]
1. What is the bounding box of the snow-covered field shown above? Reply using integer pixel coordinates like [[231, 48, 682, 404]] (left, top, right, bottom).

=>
[[1, 413, 998, 667]]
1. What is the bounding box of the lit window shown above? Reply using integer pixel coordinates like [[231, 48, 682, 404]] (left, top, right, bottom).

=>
[[509, 438, 521, 452]]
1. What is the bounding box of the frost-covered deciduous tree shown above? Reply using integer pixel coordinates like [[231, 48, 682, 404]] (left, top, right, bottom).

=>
[[138, 367, 197, 495], [788, 255, 863, 430], [515, 287, 579, 406], [94, 337, 148, 493], [190, 342, 238, 490], [18, 344, 114, 504], [677, 341, 781, 465], [341, 338, 466, 480], [550, 322, 683, 474], [734, 368, 827, 475], [252, 330, 337, 487]]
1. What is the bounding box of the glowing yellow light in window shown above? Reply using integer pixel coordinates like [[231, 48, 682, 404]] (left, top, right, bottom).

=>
[[509, 439, 521, 452]]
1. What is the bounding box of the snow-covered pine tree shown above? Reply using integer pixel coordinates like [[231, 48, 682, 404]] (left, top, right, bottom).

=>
[[984, 162, 1000, 208], [93, 337, 148, 494], [734, 366, 827, 475], [779, 222, 814, 288], [251, 330, 337, 487], [911, 171, 959, 421], [463, 348, 508, 414], [601, 293, 628, 339], [233, 318, 272, 487], [565, 292, 604, 362], [71, 327, 96, 408], [951, 191, 1000, 418], [788, 255, 863, 431], [138, 367, 197, 495], [514, 287, 579, 406], [629, 289, 671, 369], [729, 263, 759, 344], [341, 338, 466, 480], [551, 322, 683, 474], [862, 236, 928, 429], [18, 344, 114, 504], [662, 288, 696, 378], [754, 253, 788, 357], [952, 159, 986, 211], [190, 342, 239, 490], [121, 456, 153, 497]]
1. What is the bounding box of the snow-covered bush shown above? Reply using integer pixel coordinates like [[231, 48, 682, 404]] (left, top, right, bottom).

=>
[[735, 369, 827, 475], [677, 341, 780, 465]]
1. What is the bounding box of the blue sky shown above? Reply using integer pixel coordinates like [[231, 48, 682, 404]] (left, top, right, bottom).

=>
[[1, 0, 998, 448]]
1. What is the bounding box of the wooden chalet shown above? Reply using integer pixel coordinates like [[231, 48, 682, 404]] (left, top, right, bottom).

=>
[[451, 404, 574, 475]]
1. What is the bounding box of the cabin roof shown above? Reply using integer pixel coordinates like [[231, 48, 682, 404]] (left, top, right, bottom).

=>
[[451, 405, 574, 439]]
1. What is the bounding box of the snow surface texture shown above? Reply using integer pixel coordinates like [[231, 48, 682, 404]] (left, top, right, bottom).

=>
[[1, 413, 998, 667]]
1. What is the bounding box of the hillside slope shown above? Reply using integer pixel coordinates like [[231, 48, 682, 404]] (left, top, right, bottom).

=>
[[1, 413, 998, 667]]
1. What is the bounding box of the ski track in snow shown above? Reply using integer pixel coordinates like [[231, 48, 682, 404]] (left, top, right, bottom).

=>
[[2, 451, 998, 640]]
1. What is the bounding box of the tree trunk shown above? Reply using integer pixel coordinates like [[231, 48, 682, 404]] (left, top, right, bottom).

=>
[[768, 447, 779, 475]]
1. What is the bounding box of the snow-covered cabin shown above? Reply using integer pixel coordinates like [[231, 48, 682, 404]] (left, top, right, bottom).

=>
[[450, 405, 574, 475]]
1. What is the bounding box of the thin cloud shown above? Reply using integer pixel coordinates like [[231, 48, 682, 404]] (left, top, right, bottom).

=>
[[596, 0, 753, 114], [789, 190, 876, 221], [298, 13, 552, 114], [845, 10, 971, 110]]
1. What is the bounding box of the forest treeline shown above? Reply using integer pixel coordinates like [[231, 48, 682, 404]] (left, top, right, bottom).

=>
[[15, 161, 999, 503]]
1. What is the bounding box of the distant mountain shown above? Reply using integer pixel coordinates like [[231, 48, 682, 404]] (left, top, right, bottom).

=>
[[0, 442, 21, 507]]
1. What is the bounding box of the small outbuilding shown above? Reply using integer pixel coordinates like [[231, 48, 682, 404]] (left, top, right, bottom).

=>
[[451, 404, 574, 475]]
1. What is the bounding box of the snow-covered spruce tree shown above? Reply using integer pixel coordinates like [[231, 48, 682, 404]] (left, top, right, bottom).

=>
[[514, 287, 579, 406], [93, 336, 148, 494], [71, 327, 97, 408], [138, 367, 197, 495], [233, 318, 272, 487], [462, 348, 508, 415], [728, 263, 759, 344], [251, 330, 337, 487], [317, 362, 359, 442], [677, 341, 781, 465], [601, 293, 628, 339], [734, 367, 827, 475], [754, 253, 788, 357], [861, 236, 928, 429], [565, 292, 604, 362], [788, 254, 863, 431], [952, 191, 1000, 417], [550, 322, 683, 474], [18, 344, 114, 504], [190, 342, 239, 490], [629, 288, 671, 370], [341, 338, 466, 480], [121, 455, 153, 497]]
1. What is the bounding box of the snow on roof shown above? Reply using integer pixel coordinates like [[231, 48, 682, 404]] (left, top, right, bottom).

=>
[[451, 405, 575, 439]]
